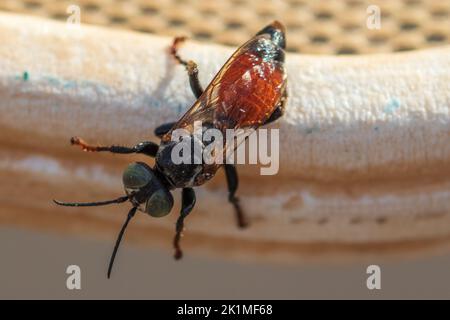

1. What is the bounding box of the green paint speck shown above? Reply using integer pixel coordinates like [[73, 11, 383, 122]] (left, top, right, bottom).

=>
[[23, 71, 29, 81]]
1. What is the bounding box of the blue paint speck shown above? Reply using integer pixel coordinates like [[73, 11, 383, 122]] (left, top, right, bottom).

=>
[[383, 98, 401, 114]]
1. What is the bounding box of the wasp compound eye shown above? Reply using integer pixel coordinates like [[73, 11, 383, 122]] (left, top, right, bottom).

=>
[[122, 162, 152, 189], [146, 189, 174, 217]]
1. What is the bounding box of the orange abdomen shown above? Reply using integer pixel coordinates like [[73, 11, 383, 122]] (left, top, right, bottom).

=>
[[214, 51, 285, 128]]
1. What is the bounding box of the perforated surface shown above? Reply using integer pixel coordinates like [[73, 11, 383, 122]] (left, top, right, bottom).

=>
[[1, 0, 449, 54]]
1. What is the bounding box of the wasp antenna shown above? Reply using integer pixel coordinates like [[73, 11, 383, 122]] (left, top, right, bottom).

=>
[[107, 206, 138, 279], [53, 195, 129, 207]]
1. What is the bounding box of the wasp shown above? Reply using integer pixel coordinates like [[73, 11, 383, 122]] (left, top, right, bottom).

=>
[[54, 21, 287, 278]]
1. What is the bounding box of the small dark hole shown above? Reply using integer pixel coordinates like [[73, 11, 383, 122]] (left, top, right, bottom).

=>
[[258, 12, 274, 19], [24, 1, 41, 9], [369, 35, 387, 44], [141, 6, 158, 15], [375, 217, 387, 225], [317, 217, 329, 225], [84, 3, 99, 12], [311, 35, 329, 43], [136, 27, 154, 33], [201, 9, 216, 17], [222, 39, 239, 46], [347, 0, 363, 7], [292, 1, 305, 8], [337, 47, 357, 54], [316, 11, 333, 20], [427, 33, 446, 42], [290, 217, 305, 224], [194, 32, 212, 40], [405, 0, 421, 6], [395, 45, 415, 52], [51, 13, 67, 20], [400, 22, 418, 30], [350, 217, 362, 225], [286, 45, 299, 52], [287, 23, 302, 31], [431, 10, 449, 18], [232, 0, 246, 5], [169, 19, 185, 27], [226, 22, 243, 30], [110, 16, 127, 24], [343, 24, 360, 32]]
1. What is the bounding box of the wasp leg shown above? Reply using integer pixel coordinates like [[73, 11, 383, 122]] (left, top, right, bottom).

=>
[[157, 37, 206, 139], [173, 187, 196, 260], [264, 90, 287, 125], [170, 37, 204, 99], [224, 164, 248, 228], [70, 137, 159, 157], [154, 122, 177, 138]]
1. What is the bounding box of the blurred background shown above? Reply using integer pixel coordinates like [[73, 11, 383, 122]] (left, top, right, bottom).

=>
[[3, 225, 450, 299], [0, 0, 449, 54], [0, 0, 450, 299]]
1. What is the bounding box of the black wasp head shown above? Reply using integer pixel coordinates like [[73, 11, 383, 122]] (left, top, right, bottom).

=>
[[53, 161, 174, 278], [122, 162, 174, 217]]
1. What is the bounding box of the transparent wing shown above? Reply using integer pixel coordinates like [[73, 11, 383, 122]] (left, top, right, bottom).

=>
[[164, 34, 286, 160]]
